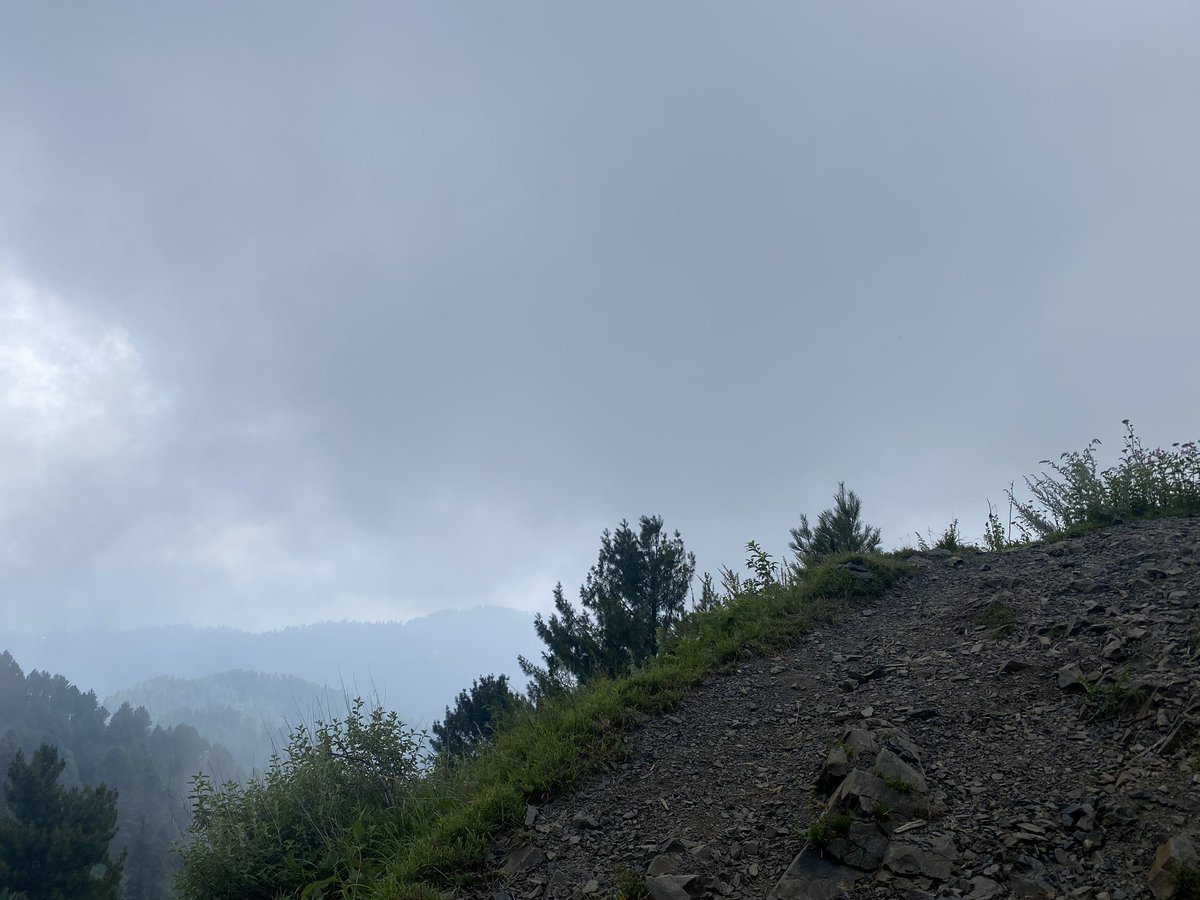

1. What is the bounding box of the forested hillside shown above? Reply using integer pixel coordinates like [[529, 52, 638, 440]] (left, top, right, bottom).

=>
[[107, 670, 339, 774], [0, 651, 238, 899]]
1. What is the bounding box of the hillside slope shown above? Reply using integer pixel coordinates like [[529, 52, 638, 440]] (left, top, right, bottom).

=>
[[478, 517, 1200, 899]]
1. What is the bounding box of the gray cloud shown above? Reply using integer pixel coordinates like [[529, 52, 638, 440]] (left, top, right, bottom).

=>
[[1, 3, 1197, 631]]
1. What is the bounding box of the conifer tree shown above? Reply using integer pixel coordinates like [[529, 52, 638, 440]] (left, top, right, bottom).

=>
[[788, 482, 882, 576], [431, 674, 526, 760], [520, 516, 695, 700], [0, 744, 124, 900]]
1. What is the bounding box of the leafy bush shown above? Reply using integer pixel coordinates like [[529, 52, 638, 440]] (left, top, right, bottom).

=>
[[983, 497, 1019, 551], [1012, 421, 1200, 538], [178, 699, 429, 899], [707, 540, 785, 610]]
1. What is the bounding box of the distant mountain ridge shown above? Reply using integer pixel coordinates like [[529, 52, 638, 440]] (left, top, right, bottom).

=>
[[4, 606, 543, 731]]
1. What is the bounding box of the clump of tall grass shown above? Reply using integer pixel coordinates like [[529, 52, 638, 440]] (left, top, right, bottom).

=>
[[1011, 420, 1200, 539]]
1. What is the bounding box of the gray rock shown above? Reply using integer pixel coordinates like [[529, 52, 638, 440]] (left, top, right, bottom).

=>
[[838, 561, 874, 580], [767, 852, 864, 900], [1057, 663, 1088, 692], [881, 730, 923, 764], [817, 745, 851, 792], [687, 844, 716, 863], [965, 876, 1004, 899], [1060, 802, 1096, 832], [500, 845, 546, 878], [646, 854, 679, 876], [645, 874, 699, 900], [826, 821, 889, 870], [1008, 872, 1056, 899], [831, 769, 927, 818], [1147, 832, 1198, 899], [570, 810, 600, 829], [842, 727, 881, 761], [882, 834, 957, 881], [873, 748, 929, 795]]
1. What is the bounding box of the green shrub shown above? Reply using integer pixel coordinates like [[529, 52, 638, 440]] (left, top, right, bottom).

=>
[[1012, 421, 1200, 538], [178, 699, 429, 899], [916, 518, 973, 553]]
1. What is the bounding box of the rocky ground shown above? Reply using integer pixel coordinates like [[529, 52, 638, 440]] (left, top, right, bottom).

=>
[[475, 517, 1200, 899]]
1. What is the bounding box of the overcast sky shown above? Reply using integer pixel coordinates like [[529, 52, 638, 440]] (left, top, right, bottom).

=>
[[1, 3, 1197, 633]]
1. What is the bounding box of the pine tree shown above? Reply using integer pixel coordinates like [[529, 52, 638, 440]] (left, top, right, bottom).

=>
[[520, 515, 695, 700], [0, 745, 124, 900], [788, 482, 882, 576], [431, 674, 527, 760]]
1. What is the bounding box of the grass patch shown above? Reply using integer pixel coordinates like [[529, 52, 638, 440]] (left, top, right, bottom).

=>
[[1082, 668, 1147, 723], [875, 771, 915, 794], [867, 800, 893, 822], [805, 812, 853, 848], [975, 600, 1017, 638], [612, 864, 650, 899]]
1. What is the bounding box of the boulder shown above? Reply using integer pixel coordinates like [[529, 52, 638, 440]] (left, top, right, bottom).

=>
[[831, 769, 927, 819], [825, 821, 889, 870], [817, 745, 851, 792]]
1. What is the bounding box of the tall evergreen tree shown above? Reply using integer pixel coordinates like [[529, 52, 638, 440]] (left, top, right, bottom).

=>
[[520, 515, 695, 699], [0, 744, 124, 900], [788, 482, 882, 575]]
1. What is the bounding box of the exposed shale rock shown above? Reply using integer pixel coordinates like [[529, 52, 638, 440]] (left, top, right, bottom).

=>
[[476, 518, 1200, 898]]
